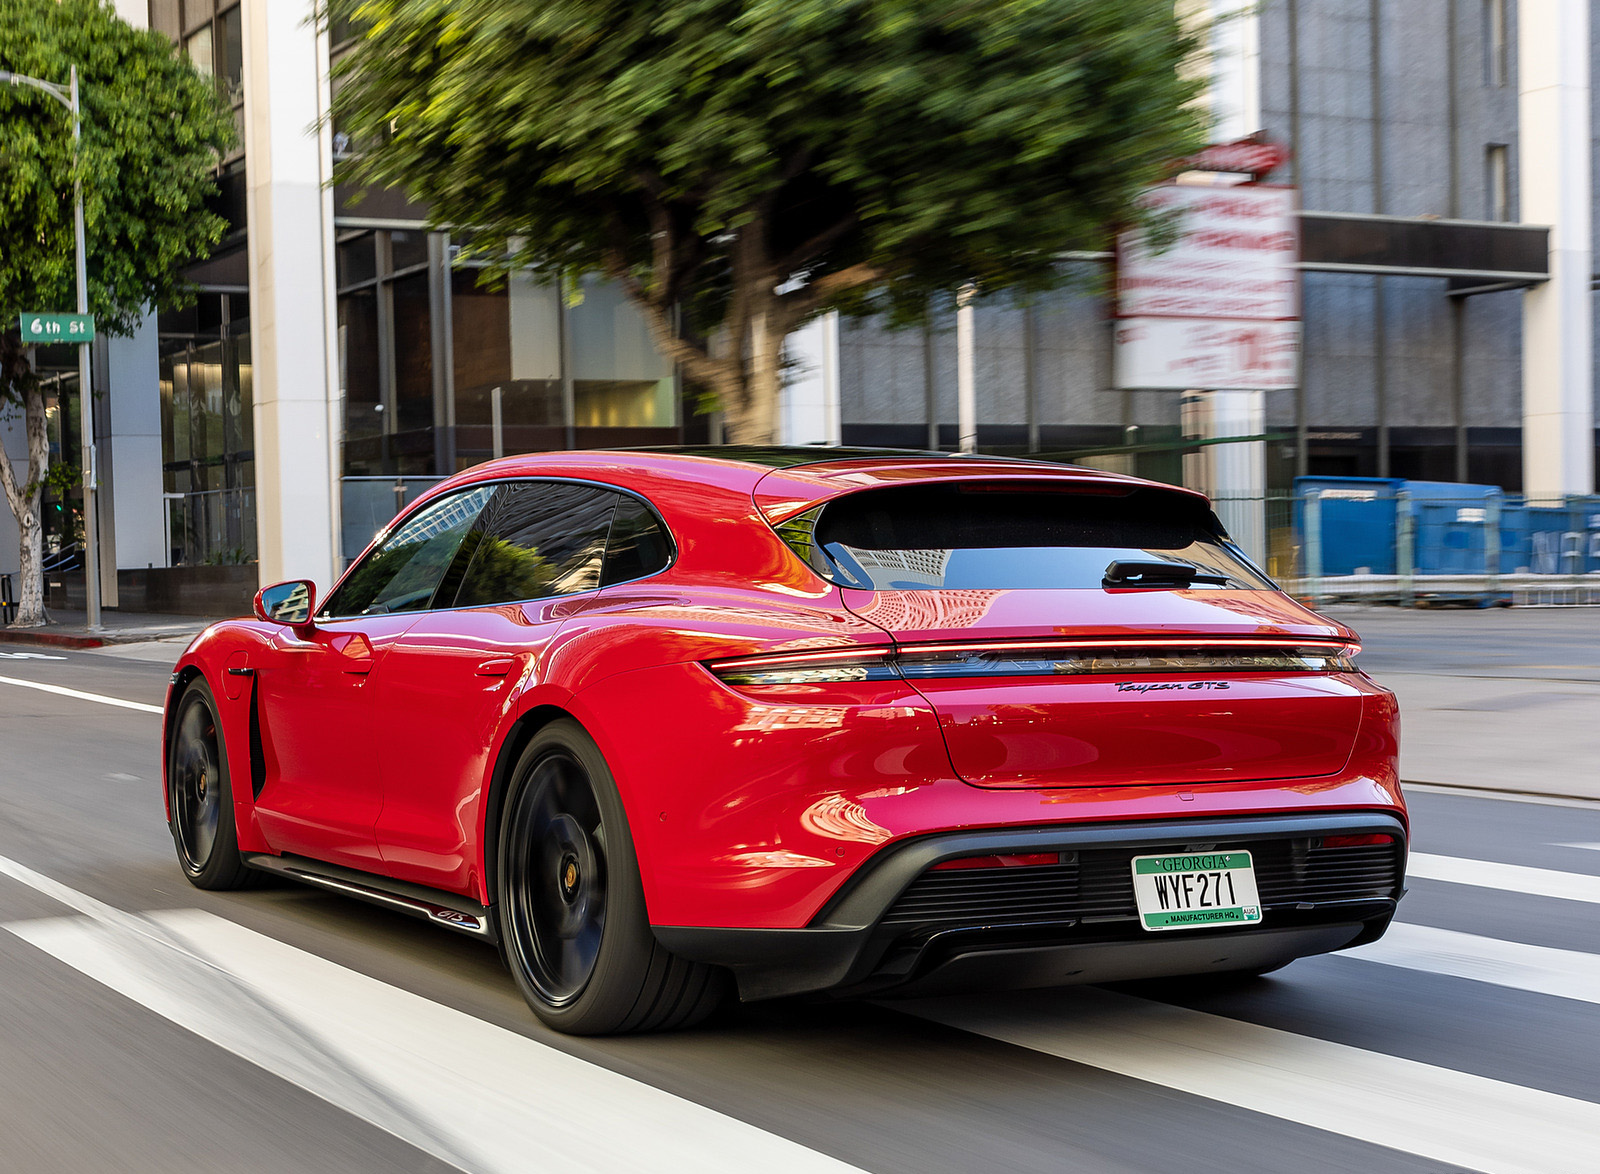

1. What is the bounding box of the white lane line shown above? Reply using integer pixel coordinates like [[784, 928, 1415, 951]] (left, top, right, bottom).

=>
[[1557, 842, 1600, 852], [1345, 922, 1600, 1004], [1409, 852, 1600, 904], [0, 673, 162, 715], [5, 907, 860, 1174], [906, 987, 1600, 1174]]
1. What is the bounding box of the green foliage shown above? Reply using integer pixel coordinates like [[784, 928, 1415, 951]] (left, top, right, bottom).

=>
[[0, 0, 235, 404], [328, 0, 1206, 437]]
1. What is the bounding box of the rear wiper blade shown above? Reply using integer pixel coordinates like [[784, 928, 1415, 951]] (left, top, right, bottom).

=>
[[1103, 559, 1232, 588]]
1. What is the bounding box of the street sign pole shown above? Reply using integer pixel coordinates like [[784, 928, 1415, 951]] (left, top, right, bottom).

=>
[[70, 65, 101, 631]]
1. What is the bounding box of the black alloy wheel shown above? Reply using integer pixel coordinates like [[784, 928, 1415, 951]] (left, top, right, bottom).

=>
[[167, 679, 256, 890], [503, 748, 608, 1007], [497, 719, 728, 1035]]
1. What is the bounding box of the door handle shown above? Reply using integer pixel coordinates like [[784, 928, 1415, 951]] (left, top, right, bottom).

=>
[[343, 662, 373, 676], [475, 657, 515, 677]]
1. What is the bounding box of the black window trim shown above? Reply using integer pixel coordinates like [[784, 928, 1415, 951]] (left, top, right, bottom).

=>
[[319, 475, 678, 620]]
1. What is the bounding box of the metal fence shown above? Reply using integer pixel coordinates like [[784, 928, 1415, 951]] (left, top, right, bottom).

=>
[[165, 487, 257, 567], [328, 473, 1599, 607]]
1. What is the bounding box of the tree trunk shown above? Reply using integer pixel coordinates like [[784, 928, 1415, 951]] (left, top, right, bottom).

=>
[[0, 373, 51, 628], [722, 306, 784, 445], [13, 498, 44, 628]]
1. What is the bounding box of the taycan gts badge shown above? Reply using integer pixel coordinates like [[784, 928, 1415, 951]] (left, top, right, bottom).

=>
[[1114, 681, 1231, 693]]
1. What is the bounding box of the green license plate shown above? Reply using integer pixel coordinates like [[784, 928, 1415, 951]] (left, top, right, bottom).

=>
[[1130, 850, 1264, 931]]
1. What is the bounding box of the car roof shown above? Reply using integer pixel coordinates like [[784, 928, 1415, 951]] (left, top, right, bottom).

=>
[[415, 446, 1204, 527]]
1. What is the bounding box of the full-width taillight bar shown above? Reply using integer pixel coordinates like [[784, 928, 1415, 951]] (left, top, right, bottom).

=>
[[707, 638, 1360, 686]]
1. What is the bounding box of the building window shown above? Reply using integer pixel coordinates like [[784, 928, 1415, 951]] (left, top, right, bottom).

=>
[[1486, 144, 1510, 221], [149, 0, 180, 38], [1483, 0, 1507, 87]]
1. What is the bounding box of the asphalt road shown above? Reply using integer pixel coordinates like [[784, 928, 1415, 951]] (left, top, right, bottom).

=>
[[0, 642, 1596, 1174]]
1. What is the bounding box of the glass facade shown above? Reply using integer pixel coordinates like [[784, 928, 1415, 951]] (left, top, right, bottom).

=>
[[158, 294, 255, 565], [337, 229, 686, 479]]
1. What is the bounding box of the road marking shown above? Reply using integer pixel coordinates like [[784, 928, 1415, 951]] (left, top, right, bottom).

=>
[[1345, 922, 1600, 1004], [0, 673, 162, 714], [1409, 852, 1600, 904], [1557, 842, 1600, 852], [0, 651, 67, 660], [906, 987, 1600, 1174], [1, 901, 860, 1174]]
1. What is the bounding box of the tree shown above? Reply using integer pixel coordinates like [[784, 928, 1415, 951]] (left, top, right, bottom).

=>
[[328, 0, 1205, 443], [0, 0, 232, 627]]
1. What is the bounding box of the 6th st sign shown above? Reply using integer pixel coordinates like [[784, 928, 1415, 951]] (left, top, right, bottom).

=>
[[19, 313, 95, 342]]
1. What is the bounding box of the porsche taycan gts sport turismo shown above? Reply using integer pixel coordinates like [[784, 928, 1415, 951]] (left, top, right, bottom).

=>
[[163, 448, 1405, 1035]]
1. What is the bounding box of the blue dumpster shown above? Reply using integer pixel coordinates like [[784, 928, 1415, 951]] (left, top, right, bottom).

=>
[[1293, 477, 1404, 576], [1404, 481, 1504, 575]]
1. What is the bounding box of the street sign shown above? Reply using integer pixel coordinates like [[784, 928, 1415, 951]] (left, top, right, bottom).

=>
[[19, 313, 95, 342]]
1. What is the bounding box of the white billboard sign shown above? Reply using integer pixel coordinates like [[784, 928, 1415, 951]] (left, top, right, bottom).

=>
[[1113, 318, 1300, 391], [1114, 184, 1299, 390]]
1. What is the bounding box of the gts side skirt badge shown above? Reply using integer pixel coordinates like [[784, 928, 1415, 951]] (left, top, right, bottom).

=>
[[242, 853, 498, 942]]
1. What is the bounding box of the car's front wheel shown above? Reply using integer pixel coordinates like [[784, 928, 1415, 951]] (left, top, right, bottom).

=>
[[167, 678, 258, 890], [496, 719, 727, 1035]]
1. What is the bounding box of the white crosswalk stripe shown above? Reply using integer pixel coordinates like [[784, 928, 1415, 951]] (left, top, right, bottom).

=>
[[3, 905, 862, 1174], [903, 986, 1600, 1174], [1347, 921, 1600, 1004], [1408, 851, 1600, 904], [5, 844, 1600, 1174]]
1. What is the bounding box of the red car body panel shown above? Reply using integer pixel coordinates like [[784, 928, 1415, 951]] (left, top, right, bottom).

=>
[[164, 449, 1405, 973]]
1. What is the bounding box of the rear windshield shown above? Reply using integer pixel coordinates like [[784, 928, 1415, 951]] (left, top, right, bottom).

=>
[[782, 483, 1273, 591]]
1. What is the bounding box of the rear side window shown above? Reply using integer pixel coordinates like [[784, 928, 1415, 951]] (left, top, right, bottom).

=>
[[797, 483, 1272, 590], [601, 495, 672, 586], [322, 486, 496, 617], [450, 481, 617, 607]]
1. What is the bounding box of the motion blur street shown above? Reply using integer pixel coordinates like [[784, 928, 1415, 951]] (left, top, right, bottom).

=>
[[0, 607, 1595, 1174]]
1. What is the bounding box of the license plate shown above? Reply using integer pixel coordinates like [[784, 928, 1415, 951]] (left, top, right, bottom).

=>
[[1130, 851, 1263, 931]]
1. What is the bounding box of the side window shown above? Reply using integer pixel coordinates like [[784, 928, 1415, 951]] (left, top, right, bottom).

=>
[[451, 482, 618, 608], [601, 495, 673, 585], [321, 486, 495, 617]]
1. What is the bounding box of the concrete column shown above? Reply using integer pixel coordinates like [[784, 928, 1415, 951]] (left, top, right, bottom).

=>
[[1182, 390, 1267, 565], [241, 0, 341, 591], [779, 313, 842, 447], [1519, 0, 1595, 499], [1183, 0, 1269, 564]]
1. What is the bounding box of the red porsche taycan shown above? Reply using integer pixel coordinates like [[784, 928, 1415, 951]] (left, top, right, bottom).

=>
[[163, 448, 1405, 1034]]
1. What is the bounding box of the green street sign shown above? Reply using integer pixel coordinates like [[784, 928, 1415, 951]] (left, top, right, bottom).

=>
[[19, 313, 95, 343]]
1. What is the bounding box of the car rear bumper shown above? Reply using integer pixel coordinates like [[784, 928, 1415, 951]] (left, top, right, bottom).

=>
[[653, 810, 1406, 1001]]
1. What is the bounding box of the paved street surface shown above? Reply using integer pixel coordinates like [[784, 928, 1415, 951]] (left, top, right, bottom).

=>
[[0, 628, 1596, 1173], [1326, 606, 1600, 800]]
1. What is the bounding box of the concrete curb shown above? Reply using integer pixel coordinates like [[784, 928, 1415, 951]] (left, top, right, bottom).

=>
[[0, 628, 104, 650]]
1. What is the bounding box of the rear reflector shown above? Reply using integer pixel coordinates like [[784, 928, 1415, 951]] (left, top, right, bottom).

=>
[[930, 853, 1062, 871], [1319, 834, 1395, 849]]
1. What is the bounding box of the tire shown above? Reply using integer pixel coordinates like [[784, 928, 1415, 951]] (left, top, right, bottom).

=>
[[167, 678, 259, 891], [496, 719, 728, 1035]]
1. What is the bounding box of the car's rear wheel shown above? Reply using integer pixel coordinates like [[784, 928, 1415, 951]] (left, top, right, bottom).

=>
[[497, 719, 727, 1035], [167, 678, 257, 890]]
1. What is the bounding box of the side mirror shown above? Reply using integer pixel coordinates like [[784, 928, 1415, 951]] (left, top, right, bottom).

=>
[[254, 580, 317, 626]]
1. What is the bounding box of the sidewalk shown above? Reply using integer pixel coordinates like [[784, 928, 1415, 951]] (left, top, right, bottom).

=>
[[0, 608, 211, 649]]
